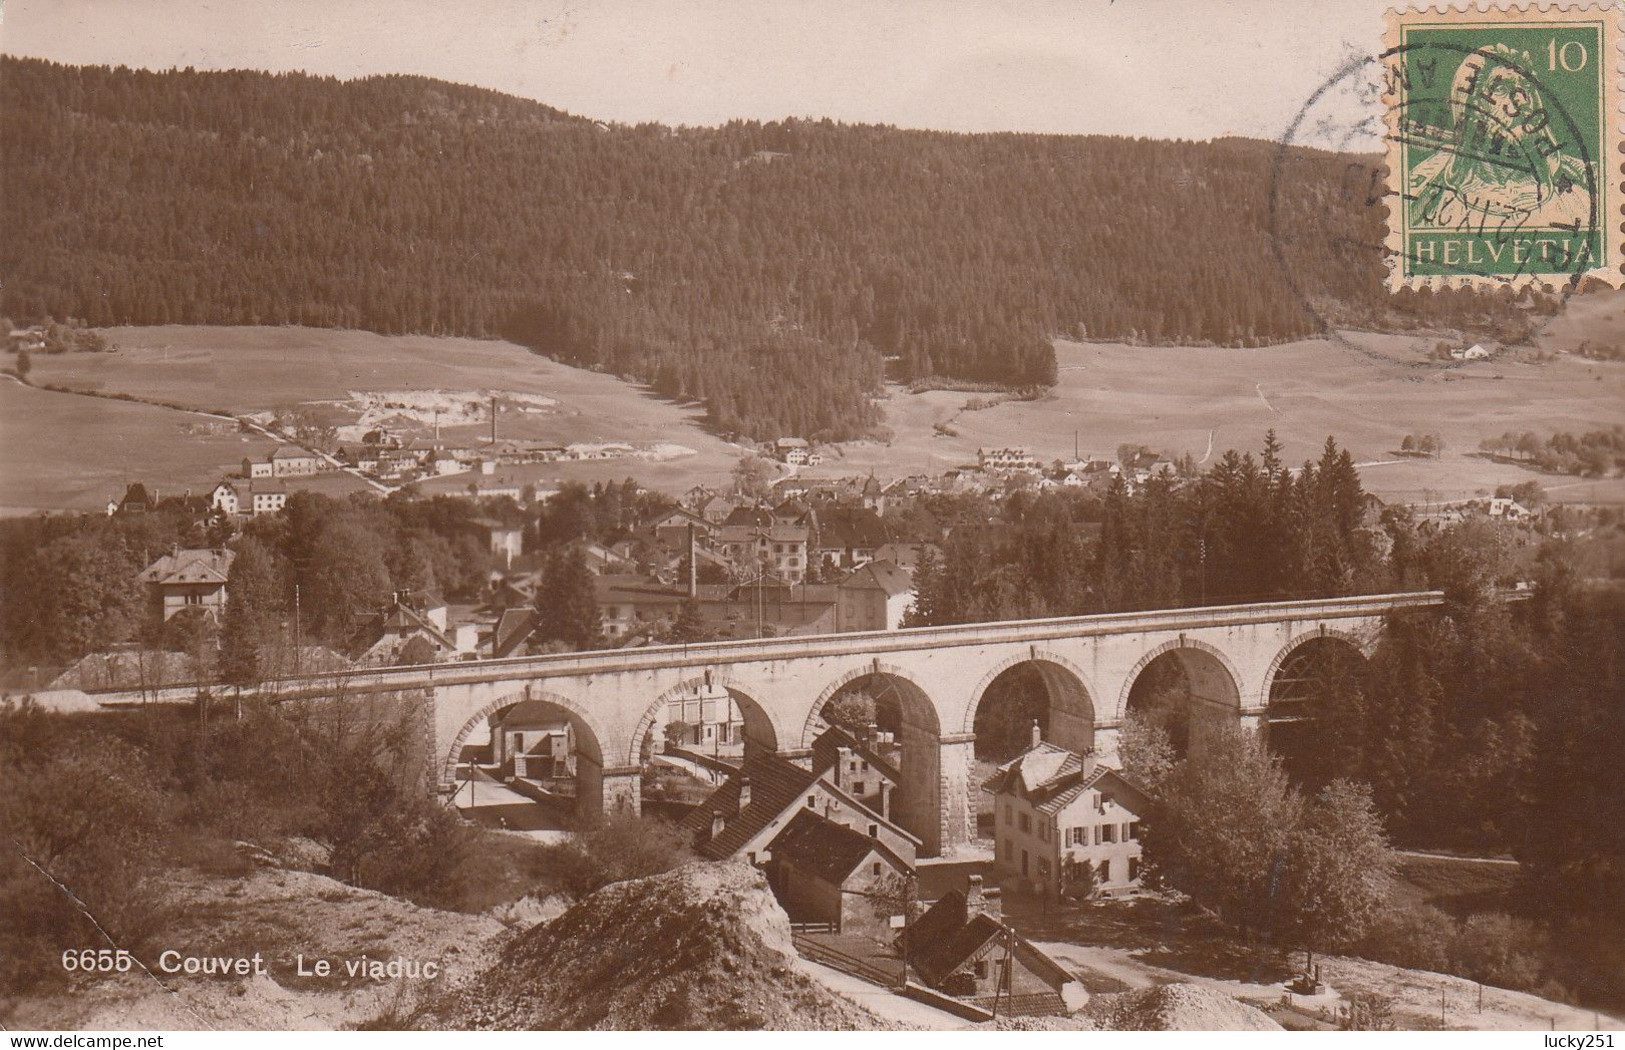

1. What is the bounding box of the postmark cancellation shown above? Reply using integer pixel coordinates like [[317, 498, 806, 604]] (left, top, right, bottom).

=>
[[1382, 2, 1624, 290]]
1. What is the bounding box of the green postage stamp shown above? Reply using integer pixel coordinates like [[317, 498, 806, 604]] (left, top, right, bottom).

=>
[[1383, 3, 1622, 289]]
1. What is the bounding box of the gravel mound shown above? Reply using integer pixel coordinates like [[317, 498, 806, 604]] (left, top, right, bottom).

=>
[[436, 861, 897, 1030], [1082, 983, 1283, 1031]]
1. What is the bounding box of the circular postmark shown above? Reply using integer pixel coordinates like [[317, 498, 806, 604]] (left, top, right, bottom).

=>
[[1267, 37, 1601, 365]]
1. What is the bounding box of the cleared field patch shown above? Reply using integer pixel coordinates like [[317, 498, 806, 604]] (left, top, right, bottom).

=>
[[824, 330, 1625, 505], [0, 380, 277, 514], [24, 325, 752, 497], [19, 319, 1624, 509]]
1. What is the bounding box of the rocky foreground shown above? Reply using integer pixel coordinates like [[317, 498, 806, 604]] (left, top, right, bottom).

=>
[[425, 862, 897, 1030]]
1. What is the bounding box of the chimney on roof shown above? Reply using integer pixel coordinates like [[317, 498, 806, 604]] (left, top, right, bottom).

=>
[[833, 745, 853, 791], [966, 874, 986, 914], [1031, 719, 1042, 750], [710, 811, 725, 840], [736, 776, 752, 814]]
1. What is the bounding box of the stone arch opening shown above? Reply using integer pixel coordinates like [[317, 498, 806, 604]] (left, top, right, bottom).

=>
[[964, 656, 1095, 841], [444, 694, 607, 822], [806, 667, 944, 856], [1265, 634, 1370, 786], [631, 677, 779, 809], [1121, 641, 1242, 760]]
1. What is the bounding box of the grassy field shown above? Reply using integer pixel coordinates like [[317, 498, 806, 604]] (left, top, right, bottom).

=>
[[14, 307, 1624, 514], [820, 327, 1625, 505], [0, 379, 277, 514]]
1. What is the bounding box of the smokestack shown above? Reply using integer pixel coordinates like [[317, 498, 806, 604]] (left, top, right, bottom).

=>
[[688, 524, 698, 599], [1031, 719, 1042, 750], [736, 777, 752, 814]]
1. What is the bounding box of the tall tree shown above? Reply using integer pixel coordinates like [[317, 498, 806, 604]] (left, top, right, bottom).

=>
[[533, 547, 604, 651]]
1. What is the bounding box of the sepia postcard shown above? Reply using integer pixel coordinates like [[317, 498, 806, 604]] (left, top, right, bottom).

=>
[[0, 0, 1621, 1038]]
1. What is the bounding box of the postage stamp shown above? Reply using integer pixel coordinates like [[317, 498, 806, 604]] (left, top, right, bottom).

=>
[[1382, 3, 1623, 290]]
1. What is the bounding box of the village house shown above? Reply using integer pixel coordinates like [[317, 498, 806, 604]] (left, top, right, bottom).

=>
[[978, 447, 1039, 472], [112, 482, 157, 515], [350, 591, 477, 665], [248, 480, 288, 516], [775, 436, 811, 465], [712, 523, 811, 583], [243, 444, 323, 479], [1127, 451, 1173, 485], [763, 810, 913, 938], [680, 750, 921, 870], [210, 481, 239, 516], [809, 724, 901, 820], [812, 507, 889, 572], [1488, 496, 1533, 521], [488, 708, 576, 780], [984, 728, 1150, 898], [137, 548, 235, 622], [661, 680, 749, 756], [468, 517, 525, 568], [649, 506, 714, 548], [907, 877, 1085, 1014], [698, 494, 740, 524], [594, 575, 688, 640], [835, 559, 915, 631]]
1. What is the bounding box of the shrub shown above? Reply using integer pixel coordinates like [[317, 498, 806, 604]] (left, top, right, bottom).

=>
[[540, 811, 694, 898]]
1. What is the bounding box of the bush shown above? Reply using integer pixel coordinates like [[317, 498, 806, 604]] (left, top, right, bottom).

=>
[[1357, 902, 1554, 997], [0, 711, 172, 995], [1452, 913, 1547, 991], [539, 811, 694, 898]]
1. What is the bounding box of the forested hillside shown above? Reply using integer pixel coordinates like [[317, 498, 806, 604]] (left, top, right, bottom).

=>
[[0, 57, 1523, 439]]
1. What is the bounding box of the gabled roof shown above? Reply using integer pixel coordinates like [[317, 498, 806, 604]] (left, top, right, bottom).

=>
[[652, 506, 710, 528], [679, 751, 821, 860], [983, 743, 1150, 817], [492, 608, 538, 657], [815, 507, 890, 550], [811, 724, 901, 785], [120, 482, 154, 508], [839, 559, 913, 596], [722, 505, 775, 528], [270, 444, 315, 460], [138, 548, 235, 586], [767, 810, 906, 884], [909, 891, 1007, 986]]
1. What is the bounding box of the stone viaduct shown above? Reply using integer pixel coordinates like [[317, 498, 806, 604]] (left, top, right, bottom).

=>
[[71, 591, 1445, 856]]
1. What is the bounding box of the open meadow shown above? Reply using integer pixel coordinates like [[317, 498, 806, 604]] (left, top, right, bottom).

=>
[[11, 307, 1624, 514], [0, 379, 277, 514]]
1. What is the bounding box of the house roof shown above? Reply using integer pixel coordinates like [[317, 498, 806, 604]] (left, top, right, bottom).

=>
[[492, 608, 538, 657], [767, 809, 905, 884], [120, 482, 154, 508], [247, 480, 287, 494], [983, 743, 1149, 817], [593, 575, 687, 607], [722, 506, 775, 528], [816, 508, 890, 550], [270, 445, 315, 460], [810, 724, 902, 785], [679, 751, 821, 860], [909, 891, 1006, 985], [839, 559, 913, 597], [138, 548, 235, 586]]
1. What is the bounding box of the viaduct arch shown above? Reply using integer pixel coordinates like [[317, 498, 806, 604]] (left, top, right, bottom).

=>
[[62, 593, 1446, 856]]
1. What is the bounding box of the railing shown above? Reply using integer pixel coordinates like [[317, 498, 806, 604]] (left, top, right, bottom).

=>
[[970, 992, 1067, 1017], [77, 591, 1449, 702], [792, 933, 900, 988]]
